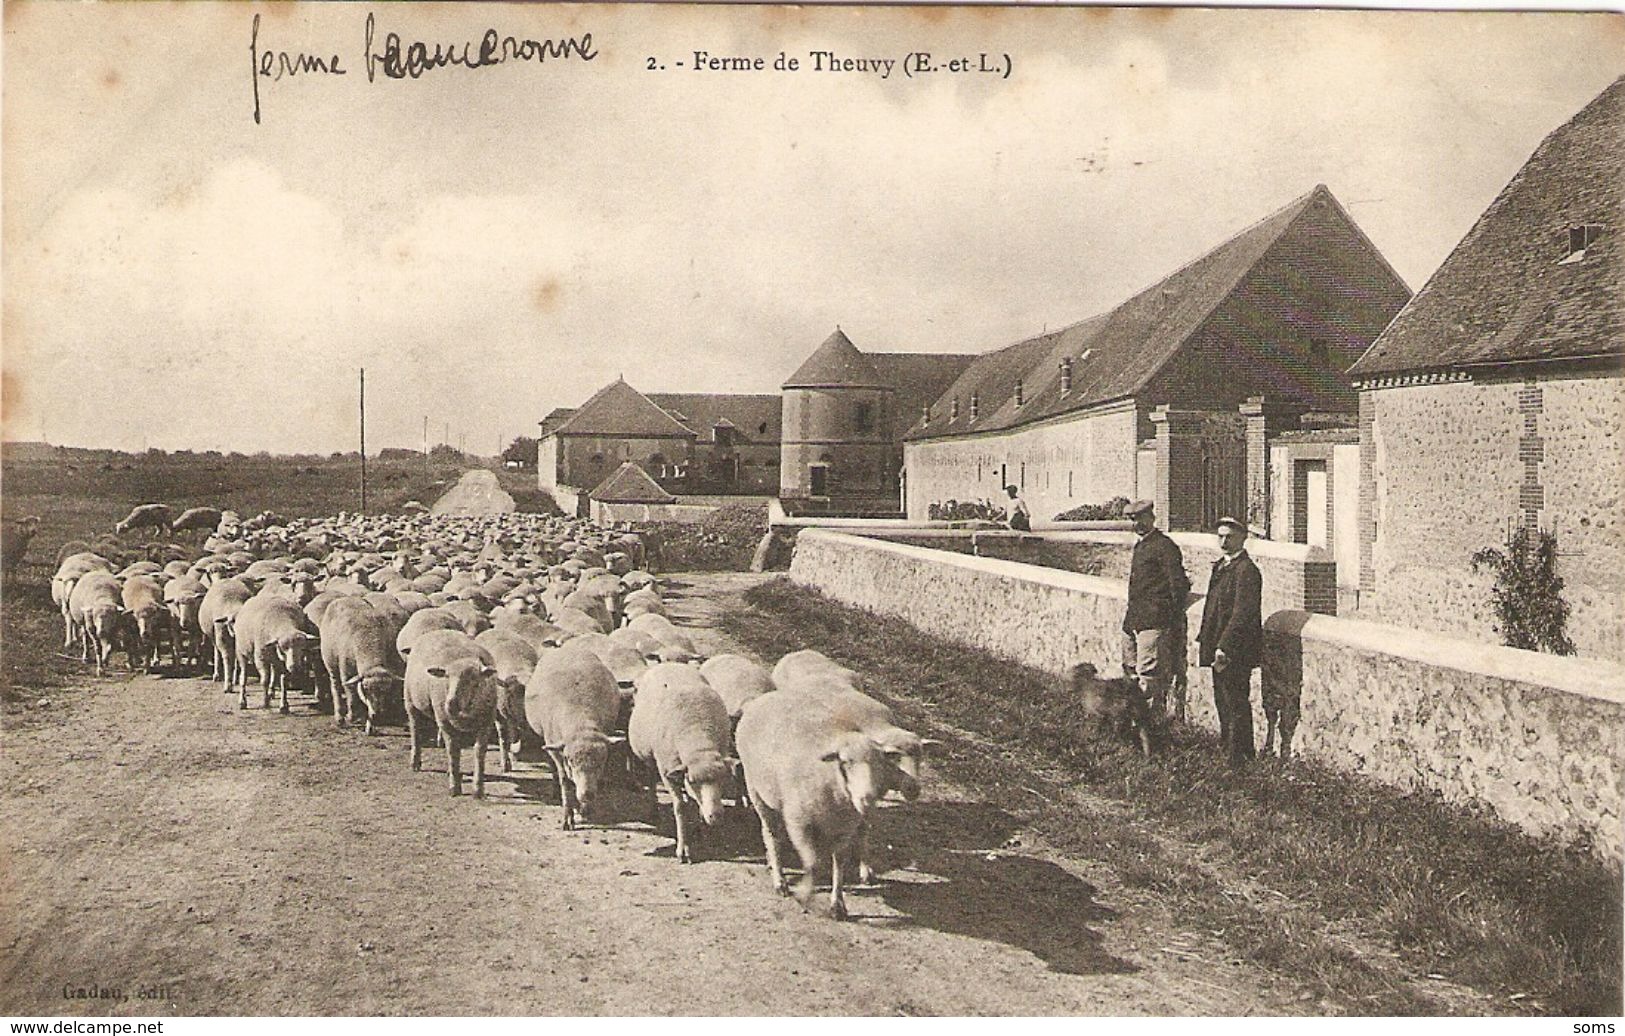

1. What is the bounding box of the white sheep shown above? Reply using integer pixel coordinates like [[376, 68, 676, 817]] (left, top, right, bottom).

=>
[[734, 692, 896, 920], [474, 628, 539, 772], [524, 643, 625, 830], [404, 629, 499, 798], [232, 594, 318, 712], [627, 663, 734, 863], [320, 597, 405, 733]]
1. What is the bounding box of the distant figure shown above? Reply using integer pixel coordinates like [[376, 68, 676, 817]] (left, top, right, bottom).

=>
[[1, 515, 41, 584], [1121, 499, 1189, 722], [1198, 516, 1263, 765], [1005, 485, 1031, 532]]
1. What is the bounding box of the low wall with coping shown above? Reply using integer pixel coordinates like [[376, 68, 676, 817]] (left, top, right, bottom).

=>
[[789, 528, 1625, 861]]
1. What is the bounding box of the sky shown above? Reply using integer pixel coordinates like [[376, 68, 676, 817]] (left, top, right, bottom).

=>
[[3, 2, 1622, 455]]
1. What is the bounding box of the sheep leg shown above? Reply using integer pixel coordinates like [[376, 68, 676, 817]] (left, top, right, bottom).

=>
[[446, 737, 463, 797], [497, 717, 514, 774], [829, 840, 850, 921], [786, 818, 823, 913], [330, 667, 347, 728], [852, 821, 878, 886], [259, 649, 274, 710], [407, 708, 423, 772], [667, 777, 693, 864], [753, 801, 790, 896], [645, 762, 662, 827], [545, 748, 575, 830], [472, 730, 488, 799]]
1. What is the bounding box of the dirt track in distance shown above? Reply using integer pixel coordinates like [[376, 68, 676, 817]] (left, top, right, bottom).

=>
[[2, 572, 1320, 1016]]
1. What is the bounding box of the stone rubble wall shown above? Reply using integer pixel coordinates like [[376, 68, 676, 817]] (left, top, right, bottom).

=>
[[789, 528, 1625, 861]]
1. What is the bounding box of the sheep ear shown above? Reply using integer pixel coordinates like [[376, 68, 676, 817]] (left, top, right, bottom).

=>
[[343, 675, 362, 688], [544, 742, 565, 753], [479, 665, 496, 677], [605, 734, 627, 746], [819, 749, 842, 764], [425, 666, 447, 678], [664, 767, 687, 784], [919, 738, 942, 752]]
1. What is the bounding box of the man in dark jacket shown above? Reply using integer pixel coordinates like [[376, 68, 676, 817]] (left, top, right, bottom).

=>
[[1121, 499, 1189, 719], [1198, 516, 1263, 764]]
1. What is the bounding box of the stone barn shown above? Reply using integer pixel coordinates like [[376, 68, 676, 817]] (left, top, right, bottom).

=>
[[1349, 76, 1624, 662], [903, 185, 1412, 529]]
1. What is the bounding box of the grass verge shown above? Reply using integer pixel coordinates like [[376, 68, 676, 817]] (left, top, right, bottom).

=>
[[720, 578, 1623, 1016]]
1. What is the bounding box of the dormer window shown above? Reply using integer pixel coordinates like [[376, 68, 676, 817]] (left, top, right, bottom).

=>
[[970, 392, 980, 419], [951, 397, 960, 421], [1562, 224, 1604, 264], [1014, 380, 1024, 407], [1059, 358, 1073, 393], [921, 404, 931, 427]]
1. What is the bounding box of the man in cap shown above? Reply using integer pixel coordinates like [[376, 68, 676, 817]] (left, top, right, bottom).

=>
[[1121, 499, 1190, 722], [1197, 516, 1263, 764]]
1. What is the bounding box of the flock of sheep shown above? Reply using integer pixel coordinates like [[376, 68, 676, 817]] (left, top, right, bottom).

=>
[[46, 504, 933, 920]]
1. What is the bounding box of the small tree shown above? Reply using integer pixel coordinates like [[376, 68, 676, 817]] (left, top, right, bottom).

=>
[[1469, 525, 1576, 655], [502, 436, 539, 468]]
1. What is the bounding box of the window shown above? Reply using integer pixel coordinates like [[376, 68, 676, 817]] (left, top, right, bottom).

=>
[[854, 402, 874, 433], [1060, 358, 1073, 393], [970, 392, 980, 419], [1562, 224, 1604, 264], [1014, 380, 1024, 407], [921, 404, 931, 427], [951, 398, 960, 421]]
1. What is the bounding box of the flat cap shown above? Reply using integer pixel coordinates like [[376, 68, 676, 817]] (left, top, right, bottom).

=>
[[1124, 499, 1155, 517], [1214, 516, 1247, 534]]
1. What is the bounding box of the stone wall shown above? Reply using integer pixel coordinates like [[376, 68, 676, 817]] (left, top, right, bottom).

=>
[[856, 527, 1336, 616], [903, 401, 1142, 522], [789, 529, 1625, 860], [1362, 372, 1624, 663]]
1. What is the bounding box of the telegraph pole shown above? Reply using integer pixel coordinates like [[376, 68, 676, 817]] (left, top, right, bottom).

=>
[[359, 367, 368, 513]]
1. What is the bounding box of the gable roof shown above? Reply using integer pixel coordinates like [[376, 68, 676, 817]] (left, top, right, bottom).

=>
[[1350, 77, 1624, 379], [590, 462, 677, 504], [648, 393, 783, 443], [907, 185, 1352, 440], [550, 379, 696, 439], [783, 328, 886, 389], [538, 407, 577, 438], [868, 352, 979, 436]]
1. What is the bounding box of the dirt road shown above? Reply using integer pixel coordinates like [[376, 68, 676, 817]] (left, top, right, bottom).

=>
[[1, 573, 1315, 1016]]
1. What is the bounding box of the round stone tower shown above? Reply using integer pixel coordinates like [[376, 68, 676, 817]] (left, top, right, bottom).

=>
[[779, 328, 896, 504]]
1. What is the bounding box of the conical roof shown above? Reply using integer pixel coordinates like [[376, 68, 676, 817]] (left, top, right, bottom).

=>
[[782, 328, 887, 389], [589, 462, 677, 504]]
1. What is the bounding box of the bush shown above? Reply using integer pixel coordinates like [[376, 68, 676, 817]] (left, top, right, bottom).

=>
[[639, 502, 767, 571], [926, 498, 1008, 522], [1470, 525, 1576, 655], [1053, 496, 1130, 522]]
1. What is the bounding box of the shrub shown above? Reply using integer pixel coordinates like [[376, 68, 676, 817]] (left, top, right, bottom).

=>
[[926, 499, 1008, 522], [1469, 525, 1576, 655], [1053, 496, 1130, 522], [639, 502, 767, 571]]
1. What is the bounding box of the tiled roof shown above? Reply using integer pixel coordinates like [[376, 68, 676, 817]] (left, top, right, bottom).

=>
[[537, 408, 576, 437], [908, 186, 1357, 440], [648, 393, 783, 443], [590, 462, 677, 504], [550, 379, 695, 439], [1350, 77, 1624, 377], [868, 353, 979, 438], [783, 329, 886, 388]]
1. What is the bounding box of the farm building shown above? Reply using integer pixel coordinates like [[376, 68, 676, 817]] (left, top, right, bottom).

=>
[[537, 379, 782, 514], [779, 328, 974, 513], [901, 185, 1413, 540], [1348, 76, 1624, 662]]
